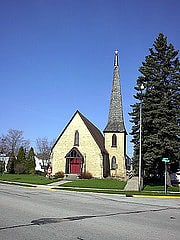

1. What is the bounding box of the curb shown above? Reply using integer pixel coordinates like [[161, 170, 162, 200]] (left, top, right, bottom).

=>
[[126, 194, 180, 199], [1, 181, 180, 198], [0, 180, 37, 188]]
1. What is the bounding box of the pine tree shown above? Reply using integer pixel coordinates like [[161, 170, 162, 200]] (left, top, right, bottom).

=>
[[14, 146, 26, 173], [26, 147, 36, 174], [7, 153, 16, 173], [129, 33, 180, 179], [0, 161, 5, 174]]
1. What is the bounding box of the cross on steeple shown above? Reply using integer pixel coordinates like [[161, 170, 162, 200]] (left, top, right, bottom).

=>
[[114, 49, 118, 67]]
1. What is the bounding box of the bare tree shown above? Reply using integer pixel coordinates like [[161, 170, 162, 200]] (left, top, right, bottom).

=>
[[0, 129, 30, 156], [35, 137, 54, 161]]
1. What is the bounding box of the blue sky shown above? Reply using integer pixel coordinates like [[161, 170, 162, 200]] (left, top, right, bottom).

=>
[[0, 0, 179, 156]]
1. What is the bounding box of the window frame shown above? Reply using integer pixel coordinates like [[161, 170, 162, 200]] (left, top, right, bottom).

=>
[[112, 134, 117, 147], [74, 130, 79, 146], [111, 156, 116, 170]]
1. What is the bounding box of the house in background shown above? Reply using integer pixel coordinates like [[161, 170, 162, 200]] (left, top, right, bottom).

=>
[[35, 155, 50, 173], [51, 50, 129, 179], [0, 153, 9, 172]]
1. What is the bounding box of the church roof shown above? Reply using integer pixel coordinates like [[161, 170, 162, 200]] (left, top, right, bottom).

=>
[[104, 50, 126, 133], [51, 110, 107, 154], [78, 111, 107, 153]]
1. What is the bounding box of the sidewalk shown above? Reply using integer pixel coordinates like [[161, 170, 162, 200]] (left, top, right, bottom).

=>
[[47, 180, 71, 186], [1, 180, 180, 198]]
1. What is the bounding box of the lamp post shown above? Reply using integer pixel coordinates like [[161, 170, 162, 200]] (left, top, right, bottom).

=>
[[99, 153, 103, 179], [138, 83, 145, 191]]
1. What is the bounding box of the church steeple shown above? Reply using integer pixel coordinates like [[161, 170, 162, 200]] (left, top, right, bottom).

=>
[[104, 50, 125, 133]]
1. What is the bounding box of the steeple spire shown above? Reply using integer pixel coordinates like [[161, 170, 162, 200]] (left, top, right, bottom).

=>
[[104, 50, 125, 133]]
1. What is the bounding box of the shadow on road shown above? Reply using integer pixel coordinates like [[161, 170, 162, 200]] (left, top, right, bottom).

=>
[[1, 206, 176, 231]]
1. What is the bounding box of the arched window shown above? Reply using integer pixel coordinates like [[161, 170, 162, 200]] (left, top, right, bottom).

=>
[[74, 130, 79, 146], [111, 156, 116, 170], [112, 134, 117, 147]]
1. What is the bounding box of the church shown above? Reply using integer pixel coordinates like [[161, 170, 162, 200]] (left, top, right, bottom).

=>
[[51, 50, 129, 179]]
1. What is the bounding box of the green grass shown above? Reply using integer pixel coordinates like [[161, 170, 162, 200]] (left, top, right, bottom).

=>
[[62, 178, 127, 189], [60, 179, 179, 196], [143, 184, 179, 192], [0, 174, 179, 196], [55, 187, 180, 196], [0, 173, 61, 185]]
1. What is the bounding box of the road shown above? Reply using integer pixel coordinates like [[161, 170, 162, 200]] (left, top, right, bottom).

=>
[[0, 184, 180, 240]]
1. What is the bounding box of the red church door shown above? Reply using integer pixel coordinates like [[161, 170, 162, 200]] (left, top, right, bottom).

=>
[[70, 158, 81, 174]]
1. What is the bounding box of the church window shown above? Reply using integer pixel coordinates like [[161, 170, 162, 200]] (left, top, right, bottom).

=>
[[111, 156, 116, 170], [74, 130, 79, 146], [112, 134, 117, 147]]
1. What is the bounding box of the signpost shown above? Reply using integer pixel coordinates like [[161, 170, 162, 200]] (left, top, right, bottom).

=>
[[162, 158, 170, 194], [162, 158, 170, 163]]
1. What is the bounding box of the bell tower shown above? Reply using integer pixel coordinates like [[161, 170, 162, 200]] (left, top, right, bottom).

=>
[[104, 50, 127, 178]]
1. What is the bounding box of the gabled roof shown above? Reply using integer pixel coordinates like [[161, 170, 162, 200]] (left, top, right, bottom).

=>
[[51, 110, 107, 154], [78, 111, 107, 153], [65, 147, 84, 158]]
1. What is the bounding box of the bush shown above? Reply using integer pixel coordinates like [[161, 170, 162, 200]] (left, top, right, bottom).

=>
[[54, 171, 64, 179], [35, 170, 46, 176], [28, 168, 36, 174], [14, 164, 26, 174], [80, 172, 93, 179]]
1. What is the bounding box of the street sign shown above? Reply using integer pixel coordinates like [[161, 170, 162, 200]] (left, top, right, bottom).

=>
[[162, 158, 170, 194], [162, 158, 170, 163]]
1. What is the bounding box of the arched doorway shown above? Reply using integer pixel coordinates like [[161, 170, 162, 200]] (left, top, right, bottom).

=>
[[65, 147, 83, 175]]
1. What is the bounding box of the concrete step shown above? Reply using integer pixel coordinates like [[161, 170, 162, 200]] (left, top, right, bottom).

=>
[[124, 176, 139, 191], [64, 174, 79, 180]]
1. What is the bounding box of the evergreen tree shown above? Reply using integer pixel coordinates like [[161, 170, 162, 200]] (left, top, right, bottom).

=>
[[7, 153, 16, 173], [14, 146, 26, 173], [26, 147, 36, 174], [129, 33, 180, 179], [0, 161, 5, 174]]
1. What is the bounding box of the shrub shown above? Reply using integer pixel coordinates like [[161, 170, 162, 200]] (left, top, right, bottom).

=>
[[54, 171, 64, 179], [28, 168, 36, 174], [35, 170, 46, 176], [80, 172, 93, 179], [14, 164, 26, 174]]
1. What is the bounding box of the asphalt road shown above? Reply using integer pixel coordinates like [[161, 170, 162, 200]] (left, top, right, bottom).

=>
[[0, 184, 180, 240]]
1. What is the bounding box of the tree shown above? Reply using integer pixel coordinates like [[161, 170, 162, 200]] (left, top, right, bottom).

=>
[[26, 147, 36, 174], [35, 137, 54, 161], [1, 129, 30, 156], [14, 146, 26, 174], [0, 161, 5, 174], [129, 33, 180, 179], [7, 153, 16, 173]]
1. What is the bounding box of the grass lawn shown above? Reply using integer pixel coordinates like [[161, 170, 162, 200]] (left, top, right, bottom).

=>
[[56, 187, 180, 196], [60, 179, 179, 195], [0, 174, 179, 196], [143, 184, 179, 192], [0, 173, 61, 185], [62, 178, 127, 189]]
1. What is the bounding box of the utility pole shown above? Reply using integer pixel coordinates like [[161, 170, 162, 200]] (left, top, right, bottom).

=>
[[138, 83, 145, 191]]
